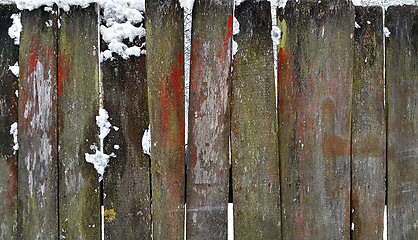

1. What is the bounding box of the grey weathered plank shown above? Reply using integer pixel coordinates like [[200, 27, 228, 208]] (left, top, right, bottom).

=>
[[186, 0, 232, 239], [145, 0, 185, 239], [386, 5, 418, 240], [231, 0, 280, 239], [58, 5, 101, 239], [352, 6, 386, 239], [17, 7, 58, 239], [102, 43, 151, 238], [277, 0, 353, 239], [0, 4, 19, 239]]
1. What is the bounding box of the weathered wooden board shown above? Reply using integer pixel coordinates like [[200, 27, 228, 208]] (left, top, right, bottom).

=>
[[231, 1, 280, 239], [58, 5, 101, 239], [102, 42, 151, 238], [145, 0, 185, 239], [17, 7, 58, 239], [352, 6, 386, 239], [0, 4, 19, 239], [187, 0, 232, 238], [277, 0, 353, 238], [386, 6, 418, 240]]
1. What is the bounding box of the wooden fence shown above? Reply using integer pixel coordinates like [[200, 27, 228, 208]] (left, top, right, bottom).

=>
[[0, 0, 417, 239]]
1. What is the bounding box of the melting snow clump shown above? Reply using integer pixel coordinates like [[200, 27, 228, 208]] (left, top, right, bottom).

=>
[[8, 13, 21, 45], [383, 27, 390, 37], [271, 25, 281, 47], [142, 124, 151, 156], [9, 62, 19, 77], [10, 122, 18, 154], [85, 108, 114, 181]]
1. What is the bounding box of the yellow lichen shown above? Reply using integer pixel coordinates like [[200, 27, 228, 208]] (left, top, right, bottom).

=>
[[104, 209, 117, 223]]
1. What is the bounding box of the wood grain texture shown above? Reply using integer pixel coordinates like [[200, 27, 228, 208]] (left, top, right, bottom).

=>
[[352, 6, 386, 239], [145, 0, 185, 239], [0, 4, 19, 239], [231, 1, 280, 239], [187, 0, 232, 239], [277, 0, 353, 239], [17, 7, 58, 239], [386, 6, 418, 240], [102, 41, 151, 238], [58, 5, 101, 239]]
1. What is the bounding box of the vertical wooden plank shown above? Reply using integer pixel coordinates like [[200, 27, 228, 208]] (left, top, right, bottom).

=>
[[231, 0, 280, 239], [386, 6, 418, 240], [277, 0, 353, 239], [187, 0, 232, 238], [0, 4, 18, 239], [102, 44, 151, 238], [352, 6, 386, 239], [58, 5, 101, 239], [17, 7, 58, 239], [145, 0, 185, 239]]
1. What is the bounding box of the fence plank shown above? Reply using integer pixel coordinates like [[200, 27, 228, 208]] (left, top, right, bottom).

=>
[[0, 4, 19, 239], [145, 0, 185, 239], [352, 6, 386, 239], [386, 6, 418, 240], [102, 50, 151, 238], [231, 1, 280, 239], [17, 7, 58, 239], [277, 0, 354, 238], [58, 5, 101, 239], [187, 0, 232, 238]]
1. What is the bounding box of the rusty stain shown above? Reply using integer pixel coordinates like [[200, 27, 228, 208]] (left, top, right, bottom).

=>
[[322, 136, 350, 156], [104, 209, 117, 222], [321, 98, 349, 197]]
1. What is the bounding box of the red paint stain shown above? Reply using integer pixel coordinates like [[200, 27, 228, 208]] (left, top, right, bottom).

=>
[[58, 54, 71, 97], [158, 51, 185, 204], [190, 39, 202, 90], [278, 47, 291, 110], [225, 14, 233, 46]]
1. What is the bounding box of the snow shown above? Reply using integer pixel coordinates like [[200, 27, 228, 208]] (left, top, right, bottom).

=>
[[232, 16, 240, 58], [271, 25, 281, 48], [9, 122, 18, 154], [99, 0, 146, 61], [85, 145, 110, 181], [85, 108, 113, 181], [383, 205, 387, 240], [142, 124, 151, 156], [383, 27, 391, 37], [8, 13, 21, 45], [179, 0, 194, 10], [96, 108, 111, 140], [8, 62, 19, 77], [355, 22, 361, 29]]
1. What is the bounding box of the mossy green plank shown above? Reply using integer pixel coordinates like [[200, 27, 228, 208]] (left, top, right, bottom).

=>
[[0, 4, 18, 239], [58, 5, 100, 239], [146, 0, 185, 239], [18, 7, 58, 239], [186, 0, 232, 239], [352, 6, 386, 239], [277, 0, 353, 239], [231, 1, 280, 239], [102, 46, 151, 238], [386, 6, 418, 240]]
